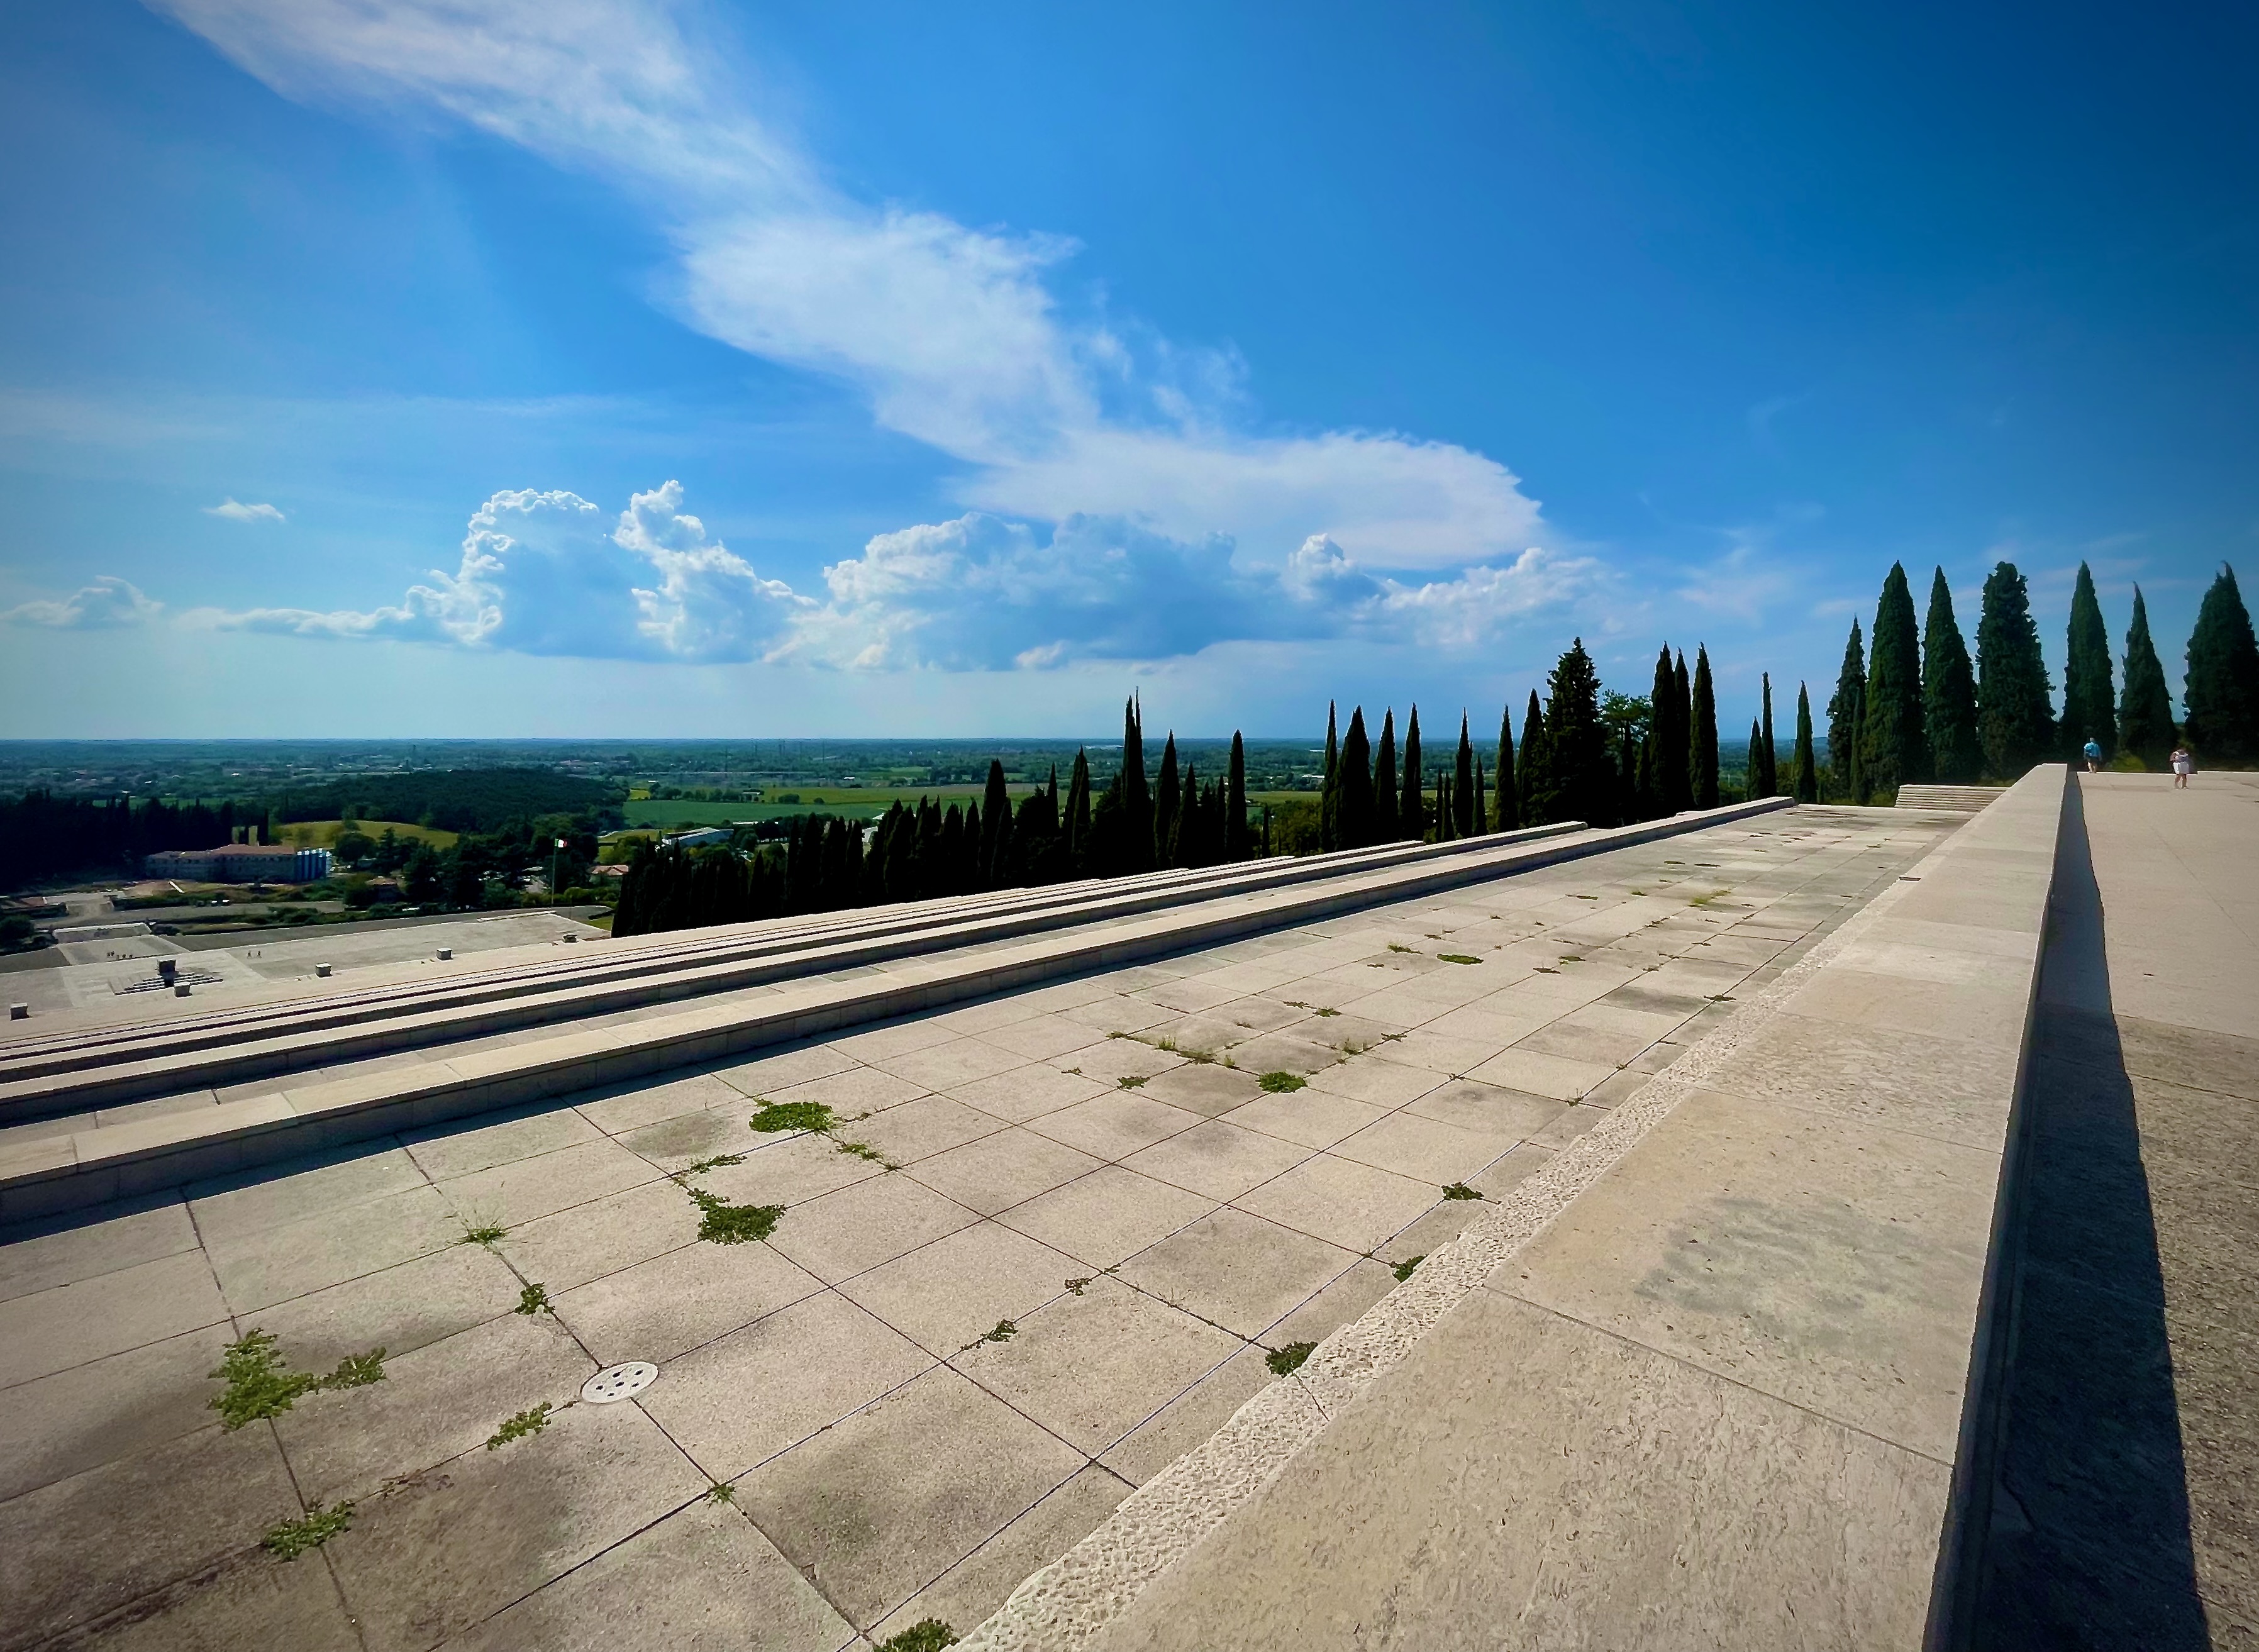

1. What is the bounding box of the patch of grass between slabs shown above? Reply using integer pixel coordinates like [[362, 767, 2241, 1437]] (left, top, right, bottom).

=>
[[1393, 1255, 1424, 1282], [1117, 1074, 1148, 1089], [706, 1482, 736, 1505], [264, 1500, 352, 1560], [209, 1331, 387, 1431], [748, 1100, 837, 1134], [1441, 1182, 1483, 1201], [683, 1153, 745, 1176], [1386, 943, 1415, 954], [876, 1621, 958, 1652], [687, 1186, 783, 1243], [486, 1401, 552, 1450], [514, 1283, 553, 1316], [963, 1318, 1017, 1351], [1258, 1071, 1306, 1094], [1267, 1341, 1316, 1376], [457, 1224, 507, 1246], [1436, 953, 1481, 965], [1312, 1006, 1340, 1017]]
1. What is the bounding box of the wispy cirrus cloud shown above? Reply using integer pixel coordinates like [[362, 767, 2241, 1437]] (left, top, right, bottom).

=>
[[148, 0, 1548, 579], [204, 497, 285, 523], [4, 576, 164, 629]]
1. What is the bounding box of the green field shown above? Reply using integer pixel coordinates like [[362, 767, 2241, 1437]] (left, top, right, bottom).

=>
[[275, 818, 462, 850]]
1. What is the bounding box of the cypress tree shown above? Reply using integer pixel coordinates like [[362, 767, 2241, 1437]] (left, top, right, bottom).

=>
[[1827, 621, 1867, 802], [1435, 773, 1453, 840], [1860, 562, 1928, 799], [1977, 562, 2056, 780], [1154, 733, 1180, 868], [1757, 674, 1779, 796], [2184, 563, 2259, 764], [1453, 714, 1476, 836], [1474, 757, 1487, 834], [1536, 639, 1611, 825], [1793, 683, 1819, 802], [955, 801, 982, 895], [2118, 587, 2176, 770], [1518, 691, 1548, 823], [1689, 645, 1719, 809], [1649, 645, 1687, 811], [1672, 652, 1694, 809], [1320, 701, 1340, 851], [1493, 703, 1519, 830], [980, 759, 1011, 889], [1063, 748, 1092, 871], [1922, 568, 1982, 784], [2062, 562, 2118, 760], [1170, 763, 1199, 867], [1373, 711, 1401, 843], [1226, 732, 1251, 858], [1636, 732, 1658, 819], [1340, 707, 1375, 848], [1746, 719, 1762, 798], [1123, 696, 1153, 873], [1399, 707, 1424, 840]]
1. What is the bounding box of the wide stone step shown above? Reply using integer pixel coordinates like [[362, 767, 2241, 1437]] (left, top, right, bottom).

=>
[[1895, 784, 2009, 812]]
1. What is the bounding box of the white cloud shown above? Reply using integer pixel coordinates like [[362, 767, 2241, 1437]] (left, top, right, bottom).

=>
[[204, 497, 286, 523], [151, 0, 1551, 577], [4, 576, 164, 629], [192, 480, 804, 662]]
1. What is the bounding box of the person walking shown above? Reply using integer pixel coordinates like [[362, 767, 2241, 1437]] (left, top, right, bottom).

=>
[[2171, 745, 2194, 789], [2082, 737, 2103, 773]]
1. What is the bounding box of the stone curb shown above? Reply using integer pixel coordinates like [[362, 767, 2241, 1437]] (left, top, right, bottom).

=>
[[0, 799, 1790, 1221], [960, 771, 2063, 1652]]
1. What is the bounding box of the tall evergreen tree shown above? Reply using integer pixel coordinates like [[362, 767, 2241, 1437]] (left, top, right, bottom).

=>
[[1672, 652, 1695, 810], [1977, 562, 2056, 780], [1226, 732, 1252, 858], [1689, 645, 1719, 809], [1453, 714, 1476, 836], [1756, 675, 1779, 796], [1474, 757, 1487, 834], [979, 759, 1011, 888], [1339, 707, 1375, 848], [1319, 701, 1340, 851], [1063, 748, 1092, 870], [1922, 567, 1982, 784], [1170, 763, 1199, 867], [1635, 735, 1658, 818], [1373, 711, 1401, 843], [2118, 587, 2177, 771], [1493, 703, 1519, 831], [1650, 645, 1687, 812], [1399, 706, 1424, 840], [2062, 562, 2118, 759], [1153, 733, 1180, 868], [1518, 691, 1548, 823], [1826, 621, 1868, 802], [1123, 695, 1153, 872], [1793, 683, 1820, 802], [2184, 564, 2259, 764], [1860, 562, 1929, 799], [1536, 639, 1612, 825], [1435, 773, 1453, 840]]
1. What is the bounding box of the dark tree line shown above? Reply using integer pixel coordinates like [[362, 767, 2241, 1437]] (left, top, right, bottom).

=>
[[0, 794, 264, 886], [616, 699, 1260, 936], [1822, 558, 2259, 799]]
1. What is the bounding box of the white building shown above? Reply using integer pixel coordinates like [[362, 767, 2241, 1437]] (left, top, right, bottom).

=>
[[143, 844, 333, 884]]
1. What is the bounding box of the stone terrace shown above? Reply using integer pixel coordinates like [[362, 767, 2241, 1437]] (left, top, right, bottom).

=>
[[0, 806, 1958, 1651]]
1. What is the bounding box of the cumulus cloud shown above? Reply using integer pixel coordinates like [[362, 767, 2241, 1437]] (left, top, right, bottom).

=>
[[204, 497, 285, 523], [196, 480, 804, 662], [150, 0, 1550, 575], [4, 576, 164, 629], [792, 514, 1599, 669]]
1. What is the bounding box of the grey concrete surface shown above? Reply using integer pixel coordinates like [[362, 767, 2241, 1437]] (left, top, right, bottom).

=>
[[984, 772, 2065, 1652], [0, 804, 1950, 1650], [1958, 770, 2259, 1648]]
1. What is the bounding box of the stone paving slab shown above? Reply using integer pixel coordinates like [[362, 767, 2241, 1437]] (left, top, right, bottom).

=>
[[0, 804, 1956, 1649]]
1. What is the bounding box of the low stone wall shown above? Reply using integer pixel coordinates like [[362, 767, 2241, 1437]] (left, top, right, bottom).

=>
[[0, 800, 1792, 1221], [963, 765, 2070, 1651]]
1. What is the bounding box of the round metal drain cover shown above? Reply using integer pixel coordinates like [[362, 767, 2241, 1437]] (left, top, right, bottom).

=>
[[582, 1361, 658, 1404]]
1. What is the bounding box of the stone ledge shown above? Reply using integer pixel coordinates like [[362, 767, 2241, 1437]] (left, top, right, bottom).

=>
[[0, 799, 1791, 1221], [960, 768, 2068, 1652]]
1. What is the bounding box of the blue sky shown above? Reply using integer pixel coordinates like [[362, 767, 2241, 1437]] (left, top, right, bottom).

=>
[[2, 0, 2253, 738]]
